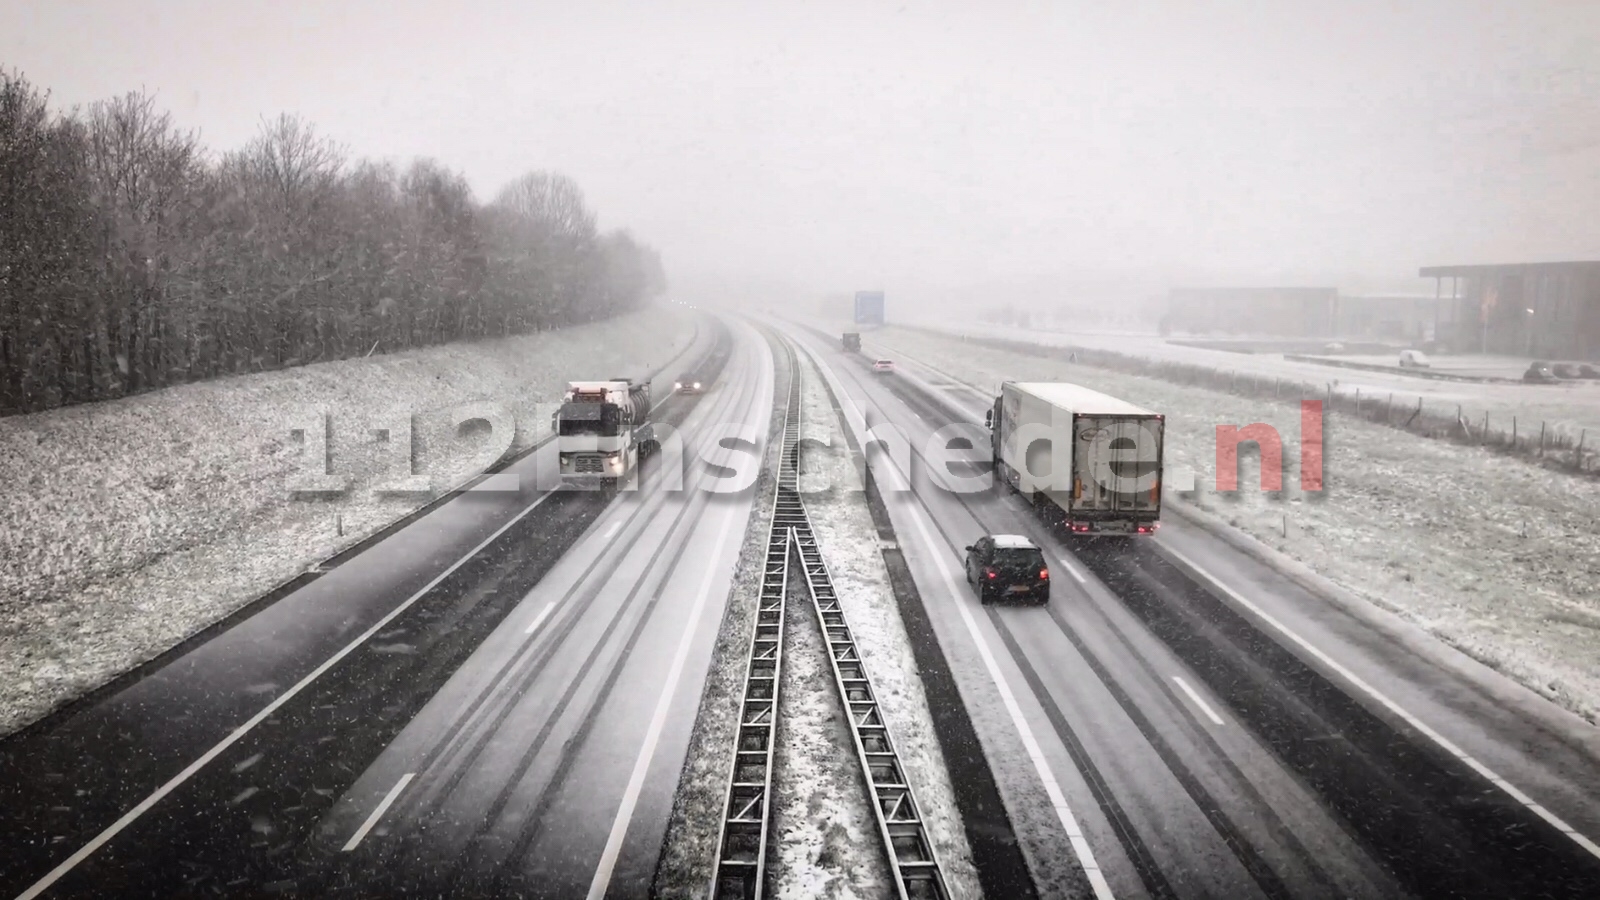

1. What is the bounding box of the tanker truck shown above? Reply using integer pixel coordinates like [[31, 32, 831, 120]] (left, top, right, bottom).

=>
[[556, 378, 659, 487]]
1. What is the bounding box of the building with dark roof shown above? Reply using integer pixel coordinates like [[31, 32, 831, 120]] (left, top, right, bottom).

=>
[[1420, 261, 1600, 358]]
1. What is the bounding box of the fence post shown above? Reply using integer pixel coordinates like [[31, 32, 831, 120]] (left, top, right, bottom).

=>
[[1386, 393, 1394, 424], [1512, 416, 1518, 448], [1579, 430, 1587, 471], [1355, 389, 1362, 415], [1405, 397, 1422, 429], [1538, 421, 1546, 456], [1482, 412, 1489, 445]]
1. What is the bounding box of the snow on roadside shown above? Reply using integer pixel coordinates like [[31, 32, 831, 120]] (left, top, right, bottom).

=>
[[910, 318, 1600, 441], [769, 557, 891, 900], [792, 352, 983, 899], [868, 325, 1600, 725], [0, 306, 695, 737]]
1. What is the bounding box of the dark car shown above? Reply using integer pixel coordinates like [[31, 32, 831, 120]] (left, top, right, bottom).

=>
[[1553, 362, 1583, 379], [1524, 362, 1559, 384], [964, 534, 1050, 604], [1580, 364, 1600, 380], [673, 372, 707, 394]]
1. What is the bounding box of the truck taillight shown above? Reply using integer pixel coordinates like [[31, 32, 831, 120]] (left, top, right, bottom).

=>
[[985, 569, 997, 580], [1073, 477, 1082, 500], [1150, 480, 1160, 503]]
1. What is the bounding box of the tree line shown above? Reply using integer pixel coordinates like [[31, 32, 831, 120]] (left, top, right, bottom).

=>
[[0, 69, 667, 416]]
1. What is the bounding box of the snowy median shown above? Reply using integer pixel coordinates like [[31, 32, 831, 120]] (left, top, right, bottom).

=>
[[780, 350, 980, 898], [0, 306, 696, 737], [863, 325, 1600, 726]]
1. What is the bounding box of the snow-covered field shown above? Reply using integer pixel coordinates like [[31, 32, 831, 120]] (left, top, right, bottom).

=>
[[788, 351, 980, 899], [912, 318, 1600, 440], [0, 306, 696, 737], [863, 325, 1600, 725]]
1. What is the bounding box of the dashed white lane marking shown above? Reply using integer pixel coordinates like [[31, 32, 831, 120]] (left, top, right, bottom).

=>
[[586, 506, 739, 900], [1162, 544, 1600, 861], [523, 603, 557, 637], [13, 492, 556, 900], [342, 773, 416, 852], [1172, 676, 1225, 726], [603, 521, 622, 540], [1062, 561, 1088, 584], [904, 503, 1116, 900]]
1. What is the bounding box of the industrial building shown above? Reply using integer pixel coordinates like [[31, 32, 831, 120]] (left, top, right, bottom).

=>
[[1419, 261, 1600, 358]]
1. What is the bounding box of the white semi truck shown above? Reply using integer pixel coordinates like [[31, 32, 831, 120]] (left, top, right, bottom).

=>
[[556, 378, 659, 487], [986, 381, 1165, 535]]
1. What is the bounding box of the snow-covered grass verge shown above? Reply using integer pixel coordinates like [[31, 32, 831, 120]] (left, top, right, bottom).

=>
[[896, 318, 1600, 472], [786, 352, 982, 898], [868, 325, 1600, 726], [769, 558, 893, 900], [0, 306, 695, 737]]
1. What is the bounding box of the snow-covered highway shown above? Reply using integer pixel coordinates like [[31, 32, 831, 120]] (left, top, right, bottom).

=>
[[777, 319, 1600, 900]]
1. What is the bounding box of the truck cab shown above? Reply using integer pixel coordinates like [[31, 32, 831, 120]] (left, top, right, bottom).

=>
[[556, 379, 658, 487]]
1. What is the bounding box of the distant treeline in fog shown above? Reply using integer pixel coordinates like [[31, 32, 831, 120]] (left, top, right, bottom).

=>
[[0, 69, 667, 416]]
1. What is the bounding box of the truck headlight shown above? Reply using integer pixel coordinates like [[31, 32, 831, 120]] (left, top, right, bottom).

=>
[[673, 382, 681, 390], [693, 382, 702, 389]]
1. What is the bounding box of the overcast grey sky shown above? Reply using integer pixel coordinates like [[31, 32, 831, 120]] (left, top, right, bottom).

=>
[[5, 0, 1599, 304]]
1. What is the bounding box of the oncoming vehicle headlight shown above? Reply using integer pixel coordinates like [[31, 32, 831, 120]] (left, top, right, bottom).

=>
[[693, 382, 702, 389], [673, 382, 682, 390]]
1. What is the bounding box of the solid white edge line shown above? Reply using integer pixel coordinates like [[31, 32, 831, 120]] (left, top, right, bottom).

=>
[[341, 772, 416, 852], [1062, 562, 1088, 584], [587, 508, 739, 900], [1160, 543, 1600, 861], [13, 491, 557, 900], [903, 504, 1117, 900], [1171, 676, 1226, 727]]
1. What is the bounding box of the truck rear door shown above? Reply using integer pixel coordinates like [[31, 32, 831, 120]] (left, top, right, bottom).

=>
[[1071, 415, 1162, 518]]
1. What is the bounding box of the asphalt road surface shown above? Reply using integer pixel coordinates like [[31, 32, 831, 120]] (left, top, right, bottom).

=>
[[0, 315, 774, 900], [779, 320, 1600, 900]]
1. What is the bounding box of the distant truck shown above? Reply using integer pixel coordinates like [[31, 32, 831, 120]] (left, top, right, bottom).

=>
[[556, 378, 659, 486], [842, 332, 862, 353], [854, 291, 885, 326], [986, 381, 1164, 535]]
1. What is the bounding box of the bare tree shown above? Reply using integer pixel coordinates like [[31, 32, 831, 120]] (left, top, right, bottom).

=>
[[0, 72, 666, 417]]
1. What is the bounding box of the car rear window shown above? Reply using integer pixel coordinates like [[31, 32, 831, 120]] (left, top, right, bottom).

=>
[[993, 548, 1044, 569]]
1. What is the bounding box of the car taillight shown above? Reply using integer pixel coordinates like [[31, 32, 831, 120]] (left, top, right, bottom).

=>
[[1039, 568, 1049, 580], [985, 568, 997, 580]]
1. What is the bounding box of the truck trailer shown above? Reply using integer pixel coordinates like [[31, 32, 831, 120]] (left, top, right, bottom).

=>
[[556, 378, 659, 487], [986, 381, 1164, 534], [842, 332, 862, 353]]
